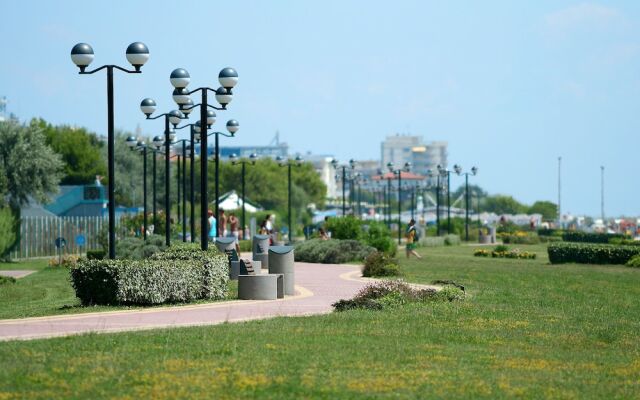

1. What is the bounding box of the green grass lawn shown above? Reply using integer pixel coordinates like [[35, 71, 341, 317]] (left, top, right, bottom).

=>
[[1, 244, 640, 399], [0, 260, 238, 319]]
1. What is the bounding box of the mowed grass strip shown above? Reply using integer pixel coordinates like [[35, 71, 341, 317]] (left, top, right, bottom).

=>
[[1, 245, 640, 398]]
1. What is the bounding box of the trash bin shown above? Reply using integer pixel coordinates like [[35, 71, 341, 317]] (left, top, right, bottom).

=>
[[268, 246, 295, 296]]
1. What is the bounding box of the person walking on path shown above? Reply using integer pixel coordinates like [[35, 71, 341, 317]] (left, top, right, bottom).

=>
[[219, 209, 228, 237], [405, 219, 422, 259], [228, 212, 240, 253], [208, 209, 217, 242]]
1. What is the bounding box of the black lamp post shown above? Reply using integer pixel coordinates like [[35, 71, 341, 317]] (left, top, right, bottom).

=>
[[151, 135, 164, 232], [330, 159, 356, 216], [126, 137, 148, 240], [169, 67, 238, 250], [427, 169, 442, 236], [172, 139, 192, 242], [71, 42, 149, 259], [437, 165, 452, 234], [454, 164, 478, 241], [277, 155, 303, 244], [388, 161, 411, 244], [140, 99, 183, 246], [230, 153, 258, 237]]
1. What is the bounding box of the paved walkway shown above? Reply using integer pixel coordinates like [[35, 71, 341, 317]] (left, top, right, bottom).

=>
[[0, 270, 36, 279], [0, 262, 377, 342]]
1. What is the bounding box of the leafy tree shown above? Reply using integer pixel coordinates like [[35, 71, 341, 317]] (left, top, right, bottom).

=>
[[0, 121, 64, 209], [528, 201, 558, 222], [31, 118, 106, 185], [451, 184, 488, 201], [483, 195, 527, 215]]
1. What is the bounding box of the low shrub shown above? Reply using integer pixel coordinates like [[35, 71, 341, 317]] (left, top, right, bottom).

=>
[[0, 275, 16, 285], [362, 221, 397, 256], [48, 254, 80, 268], [294, 239, 375, 264], [494, 244, 509, 253], [239, 240, 252, 252], [609, 238, 640, 246], [444, 234, 461, 246], [491, 249, 537, 259], [116, 235, 166, 260], [86, 250, 106, 260], [626, 255, 640, 268], [420, 235, 461, 247], [474, 249, 490, 257], [539, 235, 562, 243], [70, 243, 228, 305], [324, 216, 362, 240], [500, 231, 540, 245], [362, 251, 400, 277], [562, 231, 626, 244], [538, 228, 563, 237], [332, 280, 464, 311], [548, 242, 640, 265]]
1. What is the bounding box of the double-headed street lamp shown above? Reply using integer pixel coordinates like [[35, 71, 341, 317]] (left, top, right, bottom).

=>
[[331, 159, 356, 216], [71, 42, 149, 259], [230, 153, 258, 237], [277, 155, 303, 244], [388, 161, 411, 244], [140, 99, 183, 246], [170, 67, 238, 249], [454, 164, 478, 241]]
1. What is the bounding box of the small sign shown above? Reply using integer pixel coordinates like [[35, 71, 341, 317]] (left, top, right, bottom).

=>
[[75, 234, 86, 247], [55, 237, 66, 249]]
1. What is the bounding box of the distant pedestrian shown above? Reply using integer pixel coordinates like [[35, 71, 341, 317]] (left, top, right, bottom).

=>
[[319, 228, 329, 241], [219, 209, 227, 237], [228, 212, 240, 253], [405, 219, 422, 259], [207, 209, 217, 242]]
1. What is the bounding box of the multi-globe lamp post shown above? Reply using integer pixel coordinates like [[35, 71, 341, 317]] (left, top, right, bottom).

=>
[[169, 67, 238, 249], [71, 41, 149, 259], [139, 99, 183, 246], [454, 164, 478, 241], [230, 153, 258, 237], [387, 161, 411, 244], [277, 155, 304, 244], [125, 136, 149, 240]]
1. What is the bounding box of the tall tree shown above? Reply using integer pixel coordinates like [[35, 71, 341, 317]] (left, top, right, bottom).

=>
[[0, 121, 64, 209], [31, 118, 106, 185], [528, 201, 558, 221], [483, 195, 527, 215]]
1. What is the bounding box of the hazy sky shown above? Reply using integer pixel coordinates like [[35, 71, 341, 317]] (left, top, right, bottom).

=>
[[1, 1, 638, 217]]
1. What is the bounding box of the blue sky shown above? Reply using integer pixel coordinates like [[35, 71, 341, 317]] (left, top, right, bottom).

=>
[[1, 1, 638, 217]]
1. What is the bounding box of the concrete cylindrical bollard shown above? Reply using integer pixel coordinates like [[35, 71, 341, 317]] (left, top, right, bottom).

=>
[[238, 275, 278, 300], [230, 260, 240, 280], [252, 235, 270, 256], [268, 246, 295, 295]]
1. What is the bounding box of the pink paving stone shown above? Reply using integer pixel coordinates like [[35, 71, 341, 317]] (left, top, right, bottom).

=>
[[0, 270, 36, 279], [0, 262, 372, 342]]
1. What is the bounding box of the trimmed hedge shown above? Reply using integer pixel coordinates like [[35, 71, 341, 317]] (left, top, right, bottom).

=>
[[561, 231, 626, 244], [548, 242, 640, 265], [70, 243, 228, 305], [294, 239, 375, 264], [362, 251, 400, 277]]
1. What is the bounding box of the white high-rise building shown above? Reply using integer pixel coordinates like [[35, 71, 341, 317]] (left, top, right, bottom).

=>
[[380, 134, 447, 176]]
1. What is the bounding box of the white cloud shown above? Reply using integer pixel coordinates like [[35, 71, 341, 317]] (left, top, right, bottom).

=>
[[544, 3, 623, 34]]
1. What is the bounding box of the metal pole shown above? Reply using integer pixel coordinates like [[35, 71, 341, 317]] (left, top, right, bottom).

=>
[[177, 154, 181, 226], [342, 167, 346, 216], [601, 165, 605, 223], [190, 126, 195, 243], [447, 172, 451, 234], [200, 90, 208, 250], [411, 186, 415, 220], [153, 152, 157, 228], [558, 156, 561, 229], [215, 132, 220, 236], [182, 141, 186, 242], [242, 161, 246, 237], [164, 115, 171, 247], [143, 147, 147, 241], [436, 174, 441, 236], [465, 174, 469, 241], [288, 163, 292, 243], [397, 172, 402, 244], [387, 177, 392, 229], [106, 66, 116, 259]]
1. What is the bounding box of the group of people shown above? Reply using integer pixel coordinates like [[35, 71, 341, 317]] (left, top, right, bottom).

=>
[[207, 209, 242, 252]]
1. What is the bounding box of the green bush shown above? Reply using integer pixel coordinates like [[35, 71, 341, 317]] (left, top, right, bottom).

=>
[[538, 228, 564, 237], [362, 251, 400, 277], [420, 237, 446, 247], [494, 244, 509, 253], [70, 243, 228, 305], [0, 275, 16, 285], [332, 280, 464, 311], [325, 216, 362, 240], [115, 235, 166, 260], [239, 240, 252, 252], [444, 234, 461, 246], [548, 242, 640, 265], [626, 255, 640, 268], [362, 221, 396, 256], [0, 206, 16, 259], [609, 238, 640, 246], [501, 232, 540, 245], [294, 239, 375, 264], [86, 250, 106, 260], [562, 231, 626, 244]]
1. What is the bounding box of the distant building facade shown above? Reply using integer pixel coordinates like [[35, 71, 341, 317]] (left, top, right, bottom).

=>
[[380, 134, 447, 177]]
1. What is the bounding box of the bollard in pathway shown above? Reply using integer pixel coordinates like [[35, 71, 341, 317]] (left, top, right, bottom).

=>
[[253, 234, 270, 269], [268, 246, 295, 296]]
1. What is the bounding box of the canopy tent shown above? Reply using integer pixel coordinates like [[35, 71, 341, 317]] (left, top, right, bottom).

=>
[[215, 190, 262, 213]]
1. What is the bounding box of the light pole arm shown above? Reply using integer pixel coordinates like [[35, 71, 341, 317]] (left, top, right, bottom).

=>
[[79, 64, 140, 75]]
